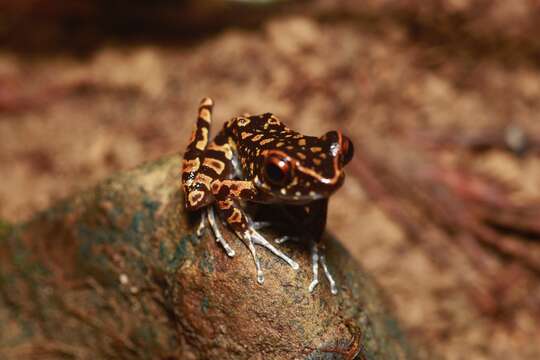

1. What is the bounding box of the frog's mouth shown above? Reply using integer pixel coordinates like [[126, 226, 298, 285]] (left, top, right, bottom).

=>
[[256, 177, 342, 204], [274, 191, 326, 204], [253, 176, 325, 203]]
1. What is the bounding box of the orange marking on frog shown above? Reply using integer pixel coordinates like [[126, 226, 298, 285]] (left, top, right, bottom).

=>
[[218, 199, 233, 209], [260, 138, 275, 145], [207, 143, 233, 160], [199, 108, 211, 122], [183, 158, 200, 173], [268, 116, 281, 125], [251, 134, 264, 142], [188, 190, 205, 207], [203, 158, 226, 175], [228, 208, 243, 223], [236, 117, 251, 127], [194, 173, 213, 189], [241, 132, 253, 139], [188, 129, 197, 144], [195, 127, 209, 150]]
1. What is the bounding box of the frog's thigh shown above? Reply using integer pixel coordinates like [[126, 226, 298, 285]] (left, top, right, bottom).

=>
[[185, 139, 235, 211]]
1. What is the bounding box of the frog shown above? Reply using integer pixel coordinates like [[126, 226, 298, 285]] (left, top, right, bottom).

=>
[[181, 97, 354, 294]]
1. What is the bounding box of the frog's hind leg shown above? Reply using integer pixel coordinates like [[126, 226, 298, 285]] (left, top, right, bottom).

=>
[[182, 97, 215, 211]]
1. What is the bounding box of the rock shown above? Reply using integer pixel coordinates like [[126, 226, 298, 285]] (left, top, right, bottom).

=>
[[0, 155, 418, 359]]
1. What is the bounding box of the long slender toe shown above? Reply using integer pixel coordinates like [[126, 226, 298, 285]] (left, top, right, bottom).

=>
[[251, 221, 272, 230], [274, 235, 298, 244], [309, 243, 320, 293], [207, 207, 235, 257], [308, 279, 319, 293], [238, 230, 265, 284], [196, 210, 207, 237], [321, 254, 338, 295], [250, 230, 299, 270]]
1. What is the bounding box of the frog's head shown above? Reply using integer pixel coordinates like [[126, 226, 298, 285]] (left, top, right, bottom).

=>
[[254, 130, 354, 203]]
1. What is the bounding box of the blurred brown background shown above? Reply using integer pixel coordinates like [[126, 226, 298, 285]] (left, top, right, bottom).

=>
[[1, 1, 540, 359]]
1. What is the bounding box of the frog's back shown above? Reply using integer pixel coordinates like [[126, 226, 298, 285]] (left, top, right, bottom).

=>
[[225, 113, 306, 146]]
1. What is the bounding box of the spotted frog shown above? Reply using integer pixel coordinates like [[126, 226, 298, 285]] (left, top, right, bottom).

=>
[[181, 98, 354, 294]]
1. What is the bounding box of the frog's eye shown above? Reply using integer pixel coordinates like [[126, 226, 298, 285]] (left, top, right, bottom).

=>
[[341, 135, 354, 165], [264, 155, 292, 187]]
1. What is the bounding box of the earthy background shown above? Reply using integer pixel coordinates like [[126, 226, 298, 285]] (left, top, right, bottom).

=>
[[1, 1, 540, 359]]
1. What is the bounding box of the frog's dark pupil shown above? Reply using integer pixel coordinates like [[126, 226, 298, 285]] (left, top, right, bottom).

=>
[[266, 162, 285, 184]]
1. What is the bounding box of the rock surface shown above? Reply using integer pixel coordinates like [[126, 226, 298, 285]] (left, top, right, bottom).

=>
[[0, 155, 417, 359]]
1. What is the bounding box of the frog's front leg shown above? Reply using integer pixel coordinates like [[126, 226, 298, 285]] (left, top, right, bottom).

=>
[[212, 180, 299, 284], [282, 200, 338, 295]]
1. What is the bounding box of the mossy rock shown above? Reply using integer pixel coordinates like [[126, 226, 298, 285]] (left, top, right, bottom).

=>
[[0, 155, 418, 359]]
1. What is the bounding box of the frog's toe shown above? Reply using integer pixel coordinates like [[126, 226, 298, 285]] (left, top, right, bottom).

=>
[[320, 252, 338, 295], [207, 207, 235, 257], [236, 229, 299, 284], [274, 235, 299, 244], [308, 278, 319, 293], [250, 229, 299, 270], [237, 230, 266, 284], [196, 211, 207, 237], [308, 243, 338, 295], [309, 244, 320, 293]]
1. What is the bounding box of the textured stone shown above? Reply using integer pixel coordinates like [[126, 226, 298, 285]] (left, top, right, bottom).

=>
[[0, 155, 417, 359]]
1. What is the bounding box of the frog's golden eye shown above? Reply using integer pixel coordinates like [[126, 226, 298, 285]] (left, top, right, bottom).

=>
[[264, 154, 293, 187], [341, 135, 354, 165]]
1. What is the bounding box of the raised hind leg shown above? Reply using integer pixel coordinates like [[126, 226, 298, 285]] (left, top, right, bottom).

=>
[[182, 97, 215, 211], [182, 98, 236, 255]]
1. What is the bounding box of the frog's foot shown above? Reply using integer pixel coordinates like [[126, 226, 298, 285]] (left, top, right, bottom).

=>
[[207, 207, 235, 257], [308, 243, 338, 295], [235, 228, 299, 284], [196, 210, 207, 237]]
